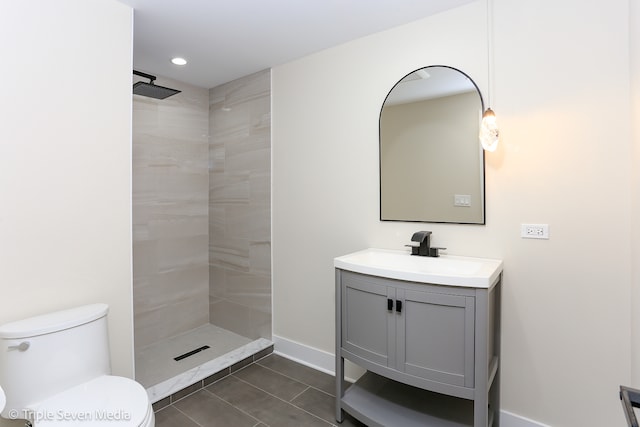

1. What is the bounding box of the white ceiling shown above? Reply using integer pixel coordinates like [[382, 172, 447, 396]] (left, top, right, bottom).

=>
[[118, 0, 476, 89]]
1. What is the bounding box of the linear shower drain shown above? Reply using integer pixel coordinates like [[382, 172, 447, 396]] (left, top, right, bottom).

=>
[[173, 345, 211, 361]]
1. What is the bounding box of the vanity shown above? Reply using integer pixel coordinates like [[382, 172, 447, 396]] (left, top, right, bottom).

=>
[[334, 248, 503, 427]]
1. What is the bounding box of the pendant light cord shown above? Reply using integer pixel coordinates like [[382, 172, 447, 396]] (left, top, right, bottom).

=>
[[486, 0, 493, 109], [479, 0, 499, 152]]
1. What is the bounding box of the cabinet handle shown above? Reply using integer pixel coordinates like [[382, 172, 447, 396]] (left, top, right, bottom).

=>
[[387, 298, 393, 311], [396, 300, 402, 313]]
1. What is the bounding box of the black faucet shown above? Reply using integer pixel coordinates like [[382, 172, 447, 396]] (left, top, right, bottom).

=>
[[407, 231, 446, 257]]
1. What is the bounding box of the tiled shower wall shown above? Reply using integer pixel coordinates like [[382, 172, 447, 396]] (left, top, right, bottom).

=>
[[133, 76, 210, 351], [208, 69, 272, 340]]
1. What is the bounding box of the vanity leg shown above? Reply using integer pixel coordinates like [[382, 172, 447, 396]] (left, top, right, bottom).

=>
[[489, 367, 500, 426], [335, 270, 345, 423], [335, 357, 344, 422], [474, 289, 489, 427], [489, 283, 502, 426], [474, 393, 488, 427]]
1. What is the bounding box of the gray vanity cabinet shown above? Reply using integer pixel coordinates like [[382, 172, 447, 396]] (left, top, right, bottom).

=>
[[336, 269, 501, 427], [398, 287, 476, 388], [341, 271, 475, 388]]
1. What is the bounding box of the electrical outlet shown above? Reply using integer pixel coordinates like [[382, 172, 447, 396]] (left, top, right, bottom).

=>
[[521, 224, 549, 239]]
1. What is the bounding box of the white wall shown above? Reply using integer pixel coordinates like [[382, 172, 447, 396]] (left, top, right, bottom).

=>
[[631, 0, 640, 387], [272, 1, 633, 426], [0, 2, 133, 425]]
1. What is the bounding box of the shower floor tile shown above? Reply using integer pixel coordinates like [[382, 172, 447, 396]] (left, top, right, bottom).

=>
[[135, 323, 253, 388]]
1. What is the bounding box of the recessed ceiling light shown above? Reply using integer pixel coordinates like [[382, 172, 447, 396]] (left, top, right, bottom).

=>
[[171, 57, 187, 66]]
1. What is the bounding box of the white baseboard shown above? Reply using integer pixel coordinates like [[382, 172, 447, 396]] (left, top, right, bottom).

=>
[[272, 334, 335, 375], [273, 334, 548, 427], [500, 410, 551, 427]]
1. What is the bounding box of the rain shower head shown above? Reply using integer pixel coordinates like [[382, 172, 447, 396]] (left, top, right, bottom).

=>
[[133, 81, 181, 99], [133, 70, 181, 99]]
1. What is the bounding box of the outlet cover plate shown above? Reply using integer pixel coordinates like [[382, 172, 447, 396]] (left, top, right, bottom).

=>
[[521, 224, 549, 239]]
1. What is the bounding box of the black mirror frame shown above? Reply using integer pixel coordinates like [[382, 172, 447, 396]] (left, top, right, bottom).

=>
[[379, 65, 486, 225]]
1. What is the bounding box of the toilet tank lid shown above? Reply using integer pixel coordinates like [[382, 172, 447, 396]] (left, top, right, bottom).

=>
[[0, 304, 108, 339]]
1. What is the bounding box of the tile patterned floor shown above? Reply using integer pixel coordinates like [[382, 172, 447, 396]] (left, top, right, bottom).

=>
[[154, 353, 365, 427]]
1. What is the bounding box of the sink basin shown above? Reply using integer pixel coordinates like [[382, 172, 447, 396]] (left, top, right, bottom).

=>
[[334, 248, 503, 287]]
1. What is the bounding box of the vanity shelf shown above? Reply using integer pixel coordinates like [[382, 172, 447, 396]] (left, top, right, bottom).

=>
[[334, 249, 503, 427], [342, 371, 474, 427]]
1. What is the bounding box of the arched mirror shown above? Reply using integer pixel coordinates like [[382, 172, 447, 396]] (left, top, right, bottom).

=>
[[379, 65, 485, 224]]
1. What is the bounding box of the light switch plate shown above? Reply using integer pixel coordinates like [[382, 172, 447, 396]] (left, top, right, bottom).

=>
[[454, 194, 471, 207]]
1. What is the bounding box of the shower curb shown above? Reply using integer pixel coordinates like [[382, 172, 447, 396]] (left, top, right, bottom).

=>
[[151, 344, 274, 412]]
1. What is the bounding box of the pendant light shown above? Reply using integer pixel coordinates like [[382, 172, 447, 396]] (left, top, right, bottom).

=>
[[479, 0, 499, 152]]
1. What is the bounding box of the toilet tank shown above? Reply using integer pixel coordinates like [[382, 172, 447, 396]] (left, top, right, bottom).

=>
[[0, 304, 111, 417]]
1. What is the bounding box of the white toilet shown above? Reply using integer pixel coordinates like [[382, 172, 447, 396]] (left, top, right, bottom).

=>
[[0, 304, 154, 426]]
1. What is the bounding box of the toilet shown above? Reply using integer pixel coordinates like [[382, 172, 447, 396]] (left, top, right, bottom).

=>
[[0, 304, 154, 426]]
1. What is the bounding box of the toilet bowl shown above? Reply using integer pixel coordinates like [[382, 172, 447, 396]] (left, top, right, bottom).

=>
[[0, 304, 154, 426], [0, 385, 5, 414], [28, 376, 154, 426]]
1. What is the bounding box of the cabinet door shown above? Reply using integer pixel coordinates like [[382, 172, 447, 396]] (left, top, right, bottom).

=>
[[341, 274, 395, 367], [396, 288, 475, 388]]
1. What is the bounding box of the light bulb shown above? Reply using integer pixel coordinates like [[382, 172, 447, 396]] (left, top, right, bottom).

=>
[[479, 108, 499, 152]]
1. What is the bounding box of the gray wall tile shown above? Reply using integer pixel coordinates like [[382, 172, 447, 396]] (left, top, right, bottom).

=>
[[133, 69, 272, 353], [133, 76, 210, 350], [209, 70, 271, 340]]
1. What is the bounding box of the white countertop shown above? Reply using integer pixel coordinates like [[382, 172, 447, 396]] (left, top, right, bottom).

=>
[[334, 248, 503, 288]]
